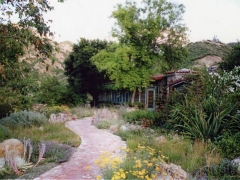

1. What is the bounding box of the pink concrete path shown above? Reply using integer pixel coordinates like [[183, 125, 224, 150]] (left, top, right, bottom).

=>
[[34, 117, 126, 180]]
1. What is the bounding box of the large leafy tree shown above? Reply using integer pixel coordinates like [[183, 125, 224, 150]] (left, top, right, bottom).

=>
[[0, 0, 64, 112], [91, 0, 188, 102], [64, 38, 111, 106], [0, 0, 64, 60]]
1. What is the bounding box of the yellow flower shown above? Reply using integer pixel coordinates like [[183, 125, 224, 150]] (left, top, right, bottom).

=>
[[96, 175, 102, 180], [151, 174, 156, 179], [85, 165, 90, 170], [162, 171, 168, 176], [147, 163, 153, 167], [120, 172, 126, 179], [145, 175, 152, 180]]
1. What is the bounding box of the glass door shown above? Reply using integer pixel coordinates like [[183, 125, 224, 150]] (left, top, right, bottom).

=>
[[147, 89, 155, 110]]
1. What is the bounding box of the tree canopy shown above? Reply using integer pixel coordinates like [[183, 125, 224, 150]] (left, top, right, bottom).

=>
[[0, 0, 64, 111], [0, 0, 66, 66], [91, 0, 188, 101], [64, 38, 111, 105]]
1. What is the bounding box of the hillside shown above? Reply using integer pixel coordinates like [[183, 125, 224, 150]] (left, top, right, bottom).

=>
[[186, 40, 232, 68], [33, 40, 74, 73]]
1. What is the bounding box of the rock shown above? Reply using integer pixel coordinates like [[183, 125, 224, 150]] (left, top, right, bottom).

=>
[[120, 125, 127, 131], [0, 157, 5, 169], [109, 125, 118, 134], [231, 157, 240, 172], [0, 139, 24, 158], [155, 135, 167, 144], [71, 114, 78, 120], [158, 163, 187, 180]]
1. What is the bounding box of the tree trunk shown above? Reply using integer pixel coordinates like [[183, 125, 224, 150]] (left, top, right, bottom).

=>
[[131, 88, 136, 103]]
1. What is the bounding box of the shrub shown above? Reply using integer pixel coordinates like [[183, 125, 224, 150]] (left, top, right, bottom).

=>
[[203, 158, 239, 179], [122, 110, 162, 127], [0, 111, 48, 129], [96, 120, 111, 129], [215, 132, 240, 159], [31, 141, 75, 164], [35, 76, 68, 106], [0, 125, 11, 141]]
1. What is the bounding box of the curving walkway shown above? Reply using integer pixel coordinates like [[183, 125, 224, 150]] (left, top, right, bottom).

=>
[[34, 117, 126, 180]]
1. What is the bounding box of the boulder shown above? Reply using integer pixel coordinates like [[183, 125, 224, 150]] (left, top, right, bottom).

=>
[[71, 114, 78, 120], [158, 163, 187, 180], [155, 135, 167, 144], [120, 125, 127, 131], [0, 139, 24, 158], [109, 125, 118, 134], [232, 157, 240, 172]]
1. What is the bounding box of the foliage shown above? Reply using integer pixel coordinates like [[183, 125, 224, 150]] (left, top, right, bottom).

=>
[[0, 60, 39, 111], [96, 120, 111, 129], [31, 141, 75, 164], [127, 102, 145, 109], [165, 68, 240, 142], [10, 122, 80, 147], [215, 132, 240, 159], [122, 110, 162, 127], [0, 0, 64, 111], [0, 111, 48, 129], [70, 106, 95, 119], [115, 128, 221, 175], [186, 41, 231, 62], [0, 124, 11, 141], [35, 75, 68, 106], [220, 42, 240, 71], [203, 158, 239, 179], [172, 104, 238, 142], [0, 0, 64, 60], [91, 0, 188, 102], [64, 38, 111, 105], [95, 145, 167, 180]]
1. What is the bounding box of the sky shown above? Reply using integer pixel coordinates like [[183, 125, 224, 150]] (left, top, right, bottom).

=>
[[45, 0, 240, 44]]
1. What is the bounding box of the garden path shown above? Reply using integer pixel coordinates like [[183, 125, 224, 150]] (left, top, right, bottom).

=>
[[34, 117, 126, 180]]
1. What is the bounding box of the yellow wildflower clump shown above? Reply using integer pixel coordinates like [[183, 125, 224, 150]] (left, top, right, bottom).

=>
[[95, 144, 168, 180]]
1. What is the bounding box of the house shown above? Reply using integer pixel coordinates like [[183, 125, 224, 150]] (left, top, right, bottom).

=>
[[98, 69, 196, 110]]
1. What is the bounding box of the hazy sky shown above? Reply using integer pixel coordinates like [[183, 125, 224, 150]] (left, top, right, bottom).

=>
[[45, 0, 240, 43]]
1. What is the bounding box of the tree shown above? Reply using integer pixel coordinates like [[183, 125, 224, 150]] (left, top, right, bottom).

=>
[[220, 42, 240, 71], [0, 0, 64, 61], [64, 38, 111, 106], [35, 75, 68, 106], [91, 0, 188, 102], [0, 0, 64, 112]]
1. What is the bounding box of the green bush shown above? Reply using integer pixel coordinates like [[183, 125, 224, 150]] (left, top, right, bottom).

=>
[[96, 120, 111, 129], [35, 76, 68, 106], [215, 132, 240, 159], [0, 111, 48, 129], [0, 125, 11, 141], [203, 158, 239, 179], [165, 69, 240, 142], [122, 110, 162, 127]]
